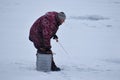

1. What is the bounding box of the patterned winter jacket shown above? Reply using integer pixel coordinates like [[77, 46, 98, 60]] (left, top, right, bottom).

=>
[[29, 11, 61, 50]]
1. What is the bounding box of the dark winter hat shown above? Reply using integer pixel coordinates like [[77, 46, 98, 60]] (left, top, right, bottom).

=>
[[58, 12, 66, 20]]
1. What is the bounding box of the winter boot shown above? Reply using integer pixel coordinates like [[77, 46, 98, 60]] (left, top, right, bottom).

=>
[[51, 59, 61, 71], [51, 67, 61, 71]]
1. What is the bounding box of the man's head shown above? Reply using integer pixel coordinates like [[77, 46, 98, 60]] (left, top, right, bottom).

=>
[[58, 12, 66, 24]]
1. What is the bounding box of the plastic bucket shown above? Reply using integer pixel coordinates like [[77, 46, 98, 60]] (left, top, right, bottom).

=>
[[36, 53, 52, 72]]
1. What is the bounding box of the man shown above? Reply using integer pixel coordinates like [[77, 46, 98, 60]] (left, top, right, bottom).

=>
[[29, 11, 66, 71]]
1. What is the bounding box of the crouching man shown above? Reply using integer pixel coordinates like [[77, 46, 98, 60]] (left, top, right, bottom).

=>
[[29, 11, 66, 71]]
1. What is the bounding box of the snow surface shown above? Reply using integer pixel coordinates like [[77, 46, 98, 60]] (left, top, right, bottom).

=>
[[0, 0, 120, 80]]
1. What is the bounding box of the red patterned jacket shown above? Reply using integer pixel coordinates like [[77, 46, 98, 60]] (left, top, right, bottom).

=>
[[29, 11, 61, 49]]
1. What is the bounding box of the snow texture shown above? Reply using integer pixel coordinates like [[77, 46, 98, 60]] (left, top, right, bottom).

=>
[[0, 0, 120, 80]]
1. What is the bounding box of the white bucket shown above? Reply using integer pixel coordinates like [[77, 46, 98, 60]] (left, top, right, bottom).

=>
[[36, 53, 52, 72]]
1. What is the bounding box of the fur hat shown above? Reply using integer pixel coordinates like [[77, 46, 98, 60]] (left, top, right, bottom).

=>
[[58, 12, 66, 20]]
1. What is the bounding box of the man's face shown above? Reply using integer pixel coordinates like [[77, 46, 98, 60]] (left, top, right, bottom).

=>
[[60, 19, 65, 24]]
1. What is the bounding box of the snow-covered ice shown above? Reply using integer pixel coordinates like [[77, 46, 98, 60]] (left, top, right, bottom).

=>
[[0, 0, 120, 80]]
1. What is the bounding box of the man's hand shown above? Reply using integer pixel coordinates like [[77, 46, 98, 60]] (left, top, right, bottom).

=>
[[53, 35, 58, 42], [55, 39, 59, 42]]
